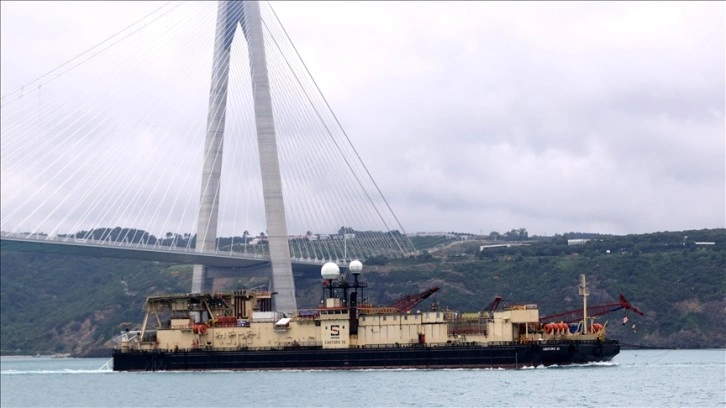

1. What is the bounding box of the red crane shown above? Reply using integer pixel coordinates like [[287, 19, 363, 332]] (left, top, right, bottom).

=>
[[540, 294, 644, 324], [389, 287, 440, 313], [485, 295, 502, 313]]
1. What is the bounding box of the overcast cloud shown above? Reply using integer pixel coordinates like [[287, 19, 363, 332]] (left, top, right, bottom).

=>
[[1, 1, 724, 237]]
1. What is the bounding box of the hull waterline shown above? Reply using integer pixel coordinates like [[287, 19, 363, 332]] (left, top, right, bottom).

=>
[[113, 340, 619, 371]]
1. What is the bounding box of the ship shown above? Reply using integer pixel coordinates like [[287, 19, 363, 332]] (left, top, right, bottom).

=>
[[112, 261, 632, 371]]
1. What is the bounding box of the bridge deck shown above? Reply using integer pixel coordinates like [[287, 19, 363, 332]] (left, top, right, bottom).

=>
[[0, 236, 326, 273]]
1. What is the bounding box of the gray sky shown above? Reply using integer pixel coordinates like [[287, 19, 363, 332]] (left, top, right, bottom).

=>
[[1, 1, 724, 237]]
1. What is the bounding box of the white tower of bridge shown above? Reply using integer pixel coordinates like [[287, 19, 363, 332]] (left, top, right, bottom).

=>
[[194, 0, 296, 313]]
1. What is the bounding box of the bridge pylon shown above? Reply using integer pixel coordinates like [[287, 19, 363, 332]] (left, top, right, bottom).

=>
[[194, 0, 296, 313]]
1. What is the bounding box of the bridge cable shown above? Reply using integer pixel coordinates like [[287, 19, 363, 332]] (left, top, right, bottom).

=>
[[267, 3, 415, 255]]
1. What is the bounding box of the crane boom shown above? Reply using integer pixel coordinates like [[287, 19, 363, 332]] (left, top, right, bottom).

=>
[[388, 287, 440, 313], [540, 294, 643, 324], [485, 295, 502, 312]]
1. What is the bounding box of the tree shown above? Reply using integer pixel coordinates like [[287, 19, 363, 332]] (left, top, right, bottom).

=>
[[417, 250, 433, 262], [518, 228, 528, 240], [338, 226, 355, 236]]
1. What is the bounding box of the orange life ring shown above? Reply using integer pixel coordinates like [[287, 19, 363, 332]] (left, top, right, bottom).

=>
[[590, 323, 603, 333]]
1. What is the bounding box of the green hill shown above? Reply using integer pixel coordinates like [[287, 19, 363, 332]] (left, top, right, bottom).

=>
[[1, 228, 723, 355]]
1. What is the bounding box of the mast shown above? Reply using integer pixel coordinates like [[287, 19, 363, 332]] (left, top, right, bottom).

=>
[[578, 274, 590, 334]]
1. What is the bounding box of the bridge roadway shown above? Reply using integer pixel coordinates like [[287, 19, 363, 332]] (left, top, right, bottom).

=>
[[0, 234, 327, 274]]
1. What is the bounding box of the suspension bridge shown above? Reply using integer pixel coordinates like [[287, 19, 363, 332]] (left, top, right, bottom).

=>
[[0, 1, 416, 312]]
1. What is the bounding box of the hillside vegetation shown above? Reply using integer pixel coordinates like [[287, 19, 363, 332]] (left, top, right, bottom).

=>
[[0, 228, 723, 355]]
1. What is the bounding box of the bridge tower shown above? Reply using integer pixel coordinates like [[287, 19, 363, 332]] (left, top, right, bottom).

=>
[[193, 0, 297, 312]]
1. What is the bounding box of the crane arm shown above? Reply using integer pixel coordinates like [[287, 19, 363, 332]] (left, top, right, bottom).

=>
[[389, 287, 440, 313], [617, 294, 644, 316], [485, 295, 502, 312], [540, 293, 643, 324]]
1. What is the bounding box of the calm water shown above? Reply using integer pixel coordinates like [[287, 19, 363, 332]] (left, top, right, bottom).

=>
[[1, 349, 724, 407]]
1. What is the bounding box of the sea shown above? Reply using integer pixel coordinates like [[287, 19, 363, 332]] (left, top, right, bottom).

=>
[[1, 349, 724, 408]]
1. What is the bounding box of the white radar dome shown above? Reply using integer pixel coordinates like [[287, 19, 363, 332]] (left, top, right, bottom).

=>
[[349, 260, 363, 275], [321, 262, 341, 280]]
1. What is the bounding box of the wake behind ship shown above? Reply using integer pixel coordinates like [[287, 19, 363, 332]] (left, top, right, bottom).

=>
[[113, 261, 623, 371]]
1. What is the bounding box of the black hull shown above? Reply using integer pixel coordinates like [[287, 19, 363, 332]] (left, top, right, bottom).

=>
[[112, 340, 619, 371]]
